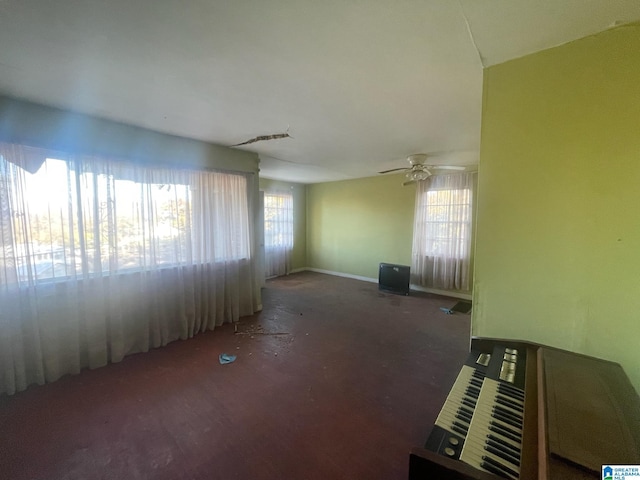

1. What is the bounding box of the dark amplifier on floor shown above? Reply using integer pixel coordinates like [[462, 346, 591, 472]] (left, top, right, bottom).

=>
[[378, 263, 410, 295]]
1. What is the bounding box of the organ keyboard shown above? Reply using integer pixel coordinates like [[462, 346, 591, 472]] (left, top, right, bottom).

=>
[[409, 338, 640, 480]]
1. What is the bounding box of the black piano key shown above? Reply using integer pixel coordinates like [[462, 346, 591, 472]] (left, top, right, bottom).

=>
[[452, 420, 469, 432], [463, 392, 479, 402], [499, 381, 523, 393], [454, 417, 471, 428], [462, 398, 476, 409], [498, 383, 524, 402], [489, 419, 519, 436], [492, 411, 522, 429], [456, 410, 473, 423], [497, 381, 523, 392], [482, 454, 519, 479], [465, 388, 480, 399], [493, 405, 523, 425], [496, 392, 523, 405], [487, 434, 521, 456], [457, 413, 473, 425], [496, 393, 524, 408], [494, 405, 522, 422], [472, 370, 486, 379], [458, 406, 474, 417], [480, 460, 512, 479], [489, 422, 521, 443], [495, 396, 524, 413], [470, 380, 483, 389], [498, 392, 524, 405], [485, 443, 521, 467], [452, 424, 467, 436], [494, 402, 522, 416], [491, 422, 521, 441], [498, 383, 525, 400]]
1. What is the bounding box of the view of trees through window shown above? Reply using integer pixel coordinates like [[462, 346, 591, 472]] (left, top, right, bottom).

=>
[[264, 193, 293, 249], [1, 157, 249, 284], [418, 188, 471, 258]]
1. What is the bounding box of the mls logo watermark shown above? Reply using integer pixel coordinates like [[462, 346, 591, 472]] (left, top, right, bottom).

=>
[[603, 465, 640, 480]]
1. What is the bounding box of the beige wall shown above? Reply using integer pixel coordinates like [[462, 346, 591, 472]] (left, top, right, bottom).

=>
[[259, 177, 307, 271], [473, 23, 640, 391], [306, 174, 415, 279]]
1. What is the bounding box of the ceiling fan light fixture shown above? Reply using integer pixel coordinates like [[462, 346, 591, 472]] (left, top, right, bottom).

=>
[[406, 169, 430, 181]]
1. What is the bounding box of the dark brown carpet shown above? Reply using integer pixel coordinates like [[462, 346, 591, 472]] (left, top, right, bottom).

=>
[[0, 271, 470, 480]]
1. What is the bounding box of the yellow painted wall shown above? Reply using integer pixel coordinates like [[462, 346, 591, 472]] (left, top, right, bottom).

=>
[[259, 178, 307, 270], [474, 23, 640, 392], [307, 174, 415, 279]]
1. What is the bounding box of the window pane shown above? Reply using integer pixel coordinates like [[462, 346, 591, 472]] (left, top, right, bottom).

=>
[[421, 188, 471, 258], [1, 153, 250, 286], [264, 193, 293, 248]]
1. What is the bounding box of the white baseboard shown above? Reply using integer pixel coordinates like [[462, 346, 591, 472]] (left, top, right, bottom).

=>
[[409, 284, 472, 300], [265, 268, 304, 279], [290, 267, 472, 300], [304, 267, 377, 284]]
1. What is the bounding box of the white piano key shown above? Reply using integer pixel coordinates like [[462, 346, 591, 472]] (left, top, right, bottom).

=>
[[434, 366, 485, 433], [459, 376, 524, 478]]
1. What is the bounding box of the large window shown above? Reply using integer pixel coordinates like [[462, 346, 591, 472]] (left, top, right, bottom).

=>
[[417, 188, 472, 259], [263, 192, 293, 277], [1, 152, 250, 285], [411, 172, 476, 291], [0, 142, 258, 396]]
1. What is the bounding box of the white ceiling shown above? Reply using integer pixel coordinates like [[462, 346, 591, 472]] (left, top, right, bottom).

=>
[[0, 1, 638, 183]]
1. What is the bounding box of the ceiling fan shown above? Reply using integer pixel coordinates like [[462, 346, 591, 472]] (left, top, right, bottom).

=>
[[378, 153, 465, 185]]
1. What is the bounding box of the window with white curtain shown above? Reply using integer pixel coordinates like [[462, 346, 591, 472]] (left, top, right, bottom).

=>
[[263, 192, 293, 277], [1, 155, 250, 284], [411, 172, 476, 291], [0, 142, 257, 395]]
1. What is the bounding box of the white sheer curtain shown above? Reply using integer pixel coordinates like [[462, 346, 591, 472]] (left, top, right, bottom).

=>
[[263, 192, 293, 277], [0, 142, 257, 395], [411, 172, 476, 291]]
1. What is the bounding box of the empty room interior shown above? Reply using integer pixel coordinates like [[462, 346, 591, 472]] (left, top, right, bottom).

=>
[[1, 2, 639, 479]]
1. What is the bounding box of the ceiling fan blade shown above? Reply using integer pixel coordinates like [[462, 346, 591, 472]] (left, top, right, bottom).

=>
[[430, 165, 465, 170], [402, 180, 417, 186], [378, 167, 408, 174]]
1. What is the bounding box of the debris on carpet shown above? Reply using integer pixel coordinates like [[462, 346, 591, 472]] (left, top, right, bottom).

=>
[[234, 323, 290, 336], [219, 353, 237, 365]]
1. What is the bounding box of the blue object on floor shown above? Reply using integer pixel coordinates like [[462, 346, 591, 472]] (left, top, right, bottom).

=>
[[219, 353, 237, 364], [440, 307, 454, 315]]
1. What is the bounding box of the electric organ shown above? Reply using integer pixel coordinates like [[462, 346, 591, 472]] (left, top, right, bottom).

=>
[[409, 338, 640, 479]]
